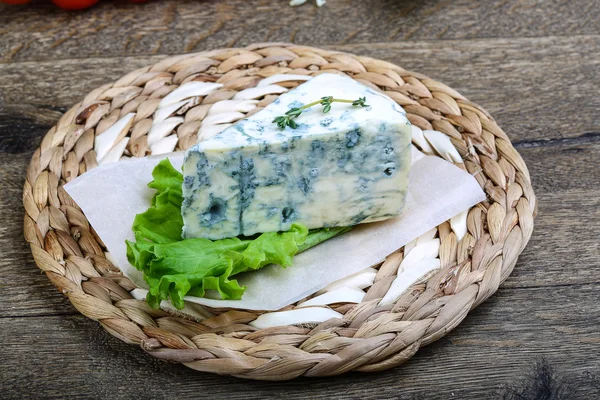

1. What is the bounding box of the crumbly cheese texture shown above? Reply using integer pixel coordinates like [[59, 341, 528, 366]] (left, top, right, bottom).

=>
[[182, 73, 412, 240]]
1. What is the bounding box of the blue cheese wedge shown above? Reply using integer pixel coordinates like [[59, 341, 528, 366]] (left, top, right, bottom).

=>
[[182, 73, 411, 240]]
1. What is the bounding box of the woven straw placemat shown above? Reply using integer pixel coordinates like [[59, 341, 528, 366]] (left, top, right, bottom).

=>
[[22, 43, 536, 380]]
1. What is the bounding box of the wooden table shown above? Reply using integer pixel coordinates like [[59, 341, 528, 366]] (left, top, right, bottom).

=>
[[1, 0, 599, 398]]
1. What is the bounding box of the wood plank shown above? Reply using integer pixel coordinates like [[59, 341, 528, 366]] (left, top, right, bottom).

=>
[[0, 0, 598, 394], [505, 141, 600, 288], [2, 284, 599, 398], [1, 0, 599, 62], [1, 141, 599, 317], [0, 36, 598, 150]]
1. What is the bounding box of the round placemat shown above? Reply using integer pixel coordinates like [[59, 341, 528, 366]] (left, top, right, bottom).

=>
[[23, 43, 536, 380]]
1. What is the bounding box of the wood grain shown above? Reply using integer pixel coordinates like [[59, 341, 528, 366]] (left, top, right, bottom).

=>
[[2, 285, 600, 399], [1, 0, 599, 396], [1, 0, 599, 63], [1, 36, 599, 148]]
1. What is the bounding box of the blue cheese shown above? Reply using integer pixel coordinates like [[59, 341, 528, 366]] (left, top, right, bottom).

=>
[[182, 73, 411, 240]]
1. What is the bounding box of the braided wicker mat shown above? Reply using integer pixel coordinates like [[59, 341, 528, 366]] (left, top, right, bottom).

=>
[[23, 43, 536, 380]]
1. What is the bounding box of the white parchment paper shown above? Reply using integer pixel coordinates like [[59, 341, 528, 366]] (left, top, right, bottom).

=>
[[64, 149, 485, 310]]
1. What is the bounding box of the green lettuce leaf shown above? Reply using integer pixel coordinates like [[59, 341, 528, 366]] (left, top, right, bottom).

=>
[[126, 158, 351, 309], [130, 160, 184, 244]]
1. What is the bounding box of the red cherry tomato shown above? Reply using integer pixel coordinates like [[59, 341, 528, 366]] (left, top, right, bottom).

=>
[[1, 0, 32, 4], [51, 0, 99, 10]]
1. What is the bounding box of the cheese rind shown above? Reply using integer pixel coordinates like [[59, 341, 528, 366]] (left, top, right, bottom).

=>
[[182, 74, 411, 240]]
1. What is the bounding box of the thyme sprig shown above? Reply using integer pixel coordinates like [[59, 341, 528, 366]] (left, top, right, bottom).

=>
[[273, 96, 369, 129]]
